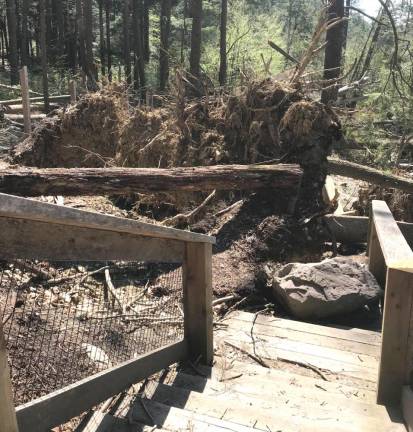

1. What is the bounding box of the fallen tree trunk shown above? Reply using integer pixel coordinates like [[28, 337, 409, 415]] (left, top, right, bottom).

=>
[[0, 94, 70, 106], [328, 158, 413, 194], [0, 164, 302, 196]]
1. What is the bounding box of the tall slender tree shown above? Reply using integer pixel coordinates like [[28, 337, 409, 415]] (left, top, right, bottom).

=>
[[21, 0, 30, 66], [132, 0, 145, 95], [189, 0, 202, 81], [105, 0, 112, 81], [321, 0, 345, 104], [39, 0, 49, 111], [98, 0, 105, 76], [83, 0, 97, 83], [159, 0, 171, 91], [218, 0, 227, 86], [6, 0, 19, 84], [123, 0, 131, 84]]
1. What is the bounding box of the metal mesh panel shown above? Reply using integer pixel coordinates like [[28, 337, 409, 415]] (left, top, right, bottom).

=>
[[0, 260, 184, 405]]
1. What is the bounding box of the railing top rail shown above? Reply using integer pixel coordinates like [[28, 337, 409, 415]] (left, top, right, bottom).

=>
[[371, 200, 413, 267], [0, 193, 215, 245]]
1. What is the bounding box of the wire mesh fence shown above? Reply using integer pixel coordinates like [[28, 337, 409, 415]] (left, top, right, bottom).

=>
[[0, 259, 184, 405]]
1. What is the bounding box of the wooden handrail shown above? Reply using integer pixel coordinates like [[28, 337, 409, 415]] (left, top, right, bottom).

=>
[[368, 200, 413, 406], [0, 194, 214, 431]]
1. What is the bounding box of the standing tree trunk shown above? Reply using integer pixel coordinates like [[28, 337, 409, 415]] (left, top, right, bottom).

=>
[[105, 0, 112, 81], [39, 0, 49, 112], [83, 0, 97, 84], [55, 0, 65, 64], [21, 0, 30, 66], [342, 0, 351, 58], [98, 0, 106, 76], [320, 0, 345, 104], [159, 0, 171, 91], [142, 0, 150, 62], [123, 0, 131, 84], [6, 0, 19, 84], [218, 0, 227, 86], [132, 0, 146, 96], [189, 0, 202, 80], [76, 0, 86, 76]]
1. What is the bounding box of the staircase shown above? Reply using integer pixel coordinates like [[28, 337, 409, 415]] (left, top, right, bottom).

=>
[[80, 311, 407, 432]]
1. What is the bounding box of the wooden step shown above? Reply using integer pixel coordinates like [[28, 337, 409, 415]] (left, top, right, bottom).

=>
[[216, 331, 378, 383], [137, 384, 405, 432], [179, 359, 378, 401], [222, 314, 381, 356], [129, 399, 260, 431], [227, 311, 382, 345], [165, 370, 385, 415]]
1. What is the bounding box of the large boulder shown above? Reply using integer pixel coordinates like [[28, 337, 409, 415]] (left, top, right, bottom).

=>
[[267, 257, 383, 320]]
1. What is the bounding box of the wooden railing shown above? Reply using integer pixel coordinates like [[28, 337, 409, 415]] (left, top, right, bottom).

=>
[[0, 192, 214, 432], [368, 200, 413, 409]]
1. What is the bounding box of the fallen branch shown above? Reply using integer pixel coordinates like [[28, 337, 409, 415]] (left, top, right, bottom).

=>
[[277, 357, 329, 381], [104, 269, 125, 313], [212, 295, 236, 307], [162, 190, 216, 227], [214, 200, 244, 217], [327, 158, 413, 194], [268, 40, 299, 64], [224, 340, 270, 368]]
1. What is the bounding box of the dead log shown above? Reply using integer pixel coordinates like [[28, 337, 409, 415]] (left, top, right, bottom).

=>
[[0, 164, 302, 196], [328, 158, 413, 194], [0, 94, 70, 105]]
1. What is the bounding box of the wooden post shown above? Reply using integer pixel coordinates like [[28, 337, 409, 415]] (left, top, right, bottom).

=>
[[183, 242, 213, 365], [19, 66, 31, 134], [69, 80, 77, 103], [367, 220, 386, 288], [377, 263, 413, 406], [0, 322, 19, 432]]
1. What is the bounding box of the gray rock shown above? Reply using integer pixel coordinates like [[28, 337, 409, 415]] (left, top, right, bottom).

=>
[[267, 257, 383, 320]]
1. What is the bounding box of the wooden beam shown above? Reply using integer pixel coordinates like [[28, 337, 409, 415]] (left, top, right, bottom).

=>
[[324, 214, 413, 247], [0, 323, 19, 432], [16, 341, 188, 432], [402, 386, 413, 432], [183, 242, 213, 365], [0, 216, 185, 262], [19, 66, 31, 134], [0, 164, 303, 196], [0, 193, 215, 244]]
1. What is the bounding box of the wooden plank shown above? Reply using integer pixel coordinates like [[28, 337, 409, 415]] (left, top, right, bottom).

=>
[[228, 311, 382, 345], [19, 66, 31, 134], [324, 214, 413, 247], [402, 386, 413, 432], [0, 193, 215, 244], [183, 242, 213, 365], [370, 200, 413, 266], [408, 311, 413, 383], [368, 220, 386, 287], [142, 384, 405, 432], [15, 340, 188, 432], [166, 370, 386, 415], [131, 399, 258, 432], [220, 323, 379, 367], [0, 217, 185, 262], [224, 315, 380, 356], [377, 265, 413, 405], [0, 322, 19, 432]]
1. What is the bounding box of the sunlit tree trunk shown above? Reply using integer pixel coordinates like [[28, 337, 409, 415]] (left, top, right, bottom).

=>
[[218, 0, 227, 86], [159, 0, 171, 91]]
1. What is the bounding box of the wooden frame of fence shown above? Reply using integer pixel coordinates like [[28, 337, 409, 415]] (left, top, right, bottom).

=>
[[368, 200, 413, 407], [0, 192, 215, 432]]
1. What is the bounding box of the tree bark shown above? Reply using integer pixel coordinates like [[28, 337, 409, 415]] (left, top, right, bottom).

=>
[[99, 0, 106, 76], [55, 0, 65, 63], [83, 0, 97, 84], [159, 0, 171, 91], [6, 0, 19, 84], [0, 164, 303, 196], [76, 0, 86, 76], [39, 0, 49, 112], [189, 0, 202, 80], [142, 0, 150, 62], [105, 0, 112, 81], [132, 0, 146, 95], [123, 0, 131, 84], [320, 0, 345, 104], [21, 0, 30, 66], [218, 0, 227, 86]]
